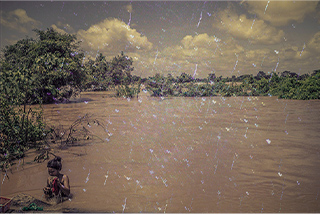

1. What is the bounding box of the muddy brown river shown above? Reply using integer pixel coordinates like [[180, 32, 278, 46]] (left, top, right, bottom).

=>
[[1, 91, 320, 212]]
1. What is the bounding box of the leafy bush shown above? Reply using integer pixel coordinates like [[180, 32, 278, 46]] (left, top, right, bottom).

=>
[[0, 28, 86, 104], [0, 28, 87, 170], [116, 83, 141, 98], [0, 95, 48, 171]]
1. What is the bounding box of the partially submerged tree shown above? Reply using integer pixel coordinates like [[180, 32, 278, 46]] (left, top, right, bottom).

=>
[[85, 53, 113, 91], [0, 28, 86, 170], [84, 51, 136, 91], [0, 28, 86, 104], [110, 51, 134, 85]]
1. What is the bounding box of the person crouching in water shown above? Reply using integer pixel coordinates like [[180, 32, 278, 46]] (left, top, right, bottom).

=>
[[43, 156, 70, 203]]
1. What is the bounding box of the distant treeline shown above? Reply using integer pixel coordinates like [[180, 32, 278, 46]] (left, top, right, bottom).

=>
[[141, 70, 320, 100], [139, 70, 318, 84], [1, 28, 319, 104]]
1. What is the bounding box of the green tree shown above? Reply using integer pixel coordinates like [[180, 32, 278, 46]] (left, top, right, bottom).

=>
[[0, 28, 86, 170], [294, 72, 320, 99], [110, 51, 134, 85], [0, 28, 86, 104], [177, 72, 193, 83], [85, 53, 113, 91], [166, 73, 175, 84], [207, 73, 216, 82], [252, 78, 270, 95]]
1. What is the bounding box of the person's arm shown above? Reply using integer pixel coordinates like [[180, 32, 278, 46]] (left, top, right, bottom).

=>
[[43, 177, 51, 195], [58, 175, 70, 196], [47, 177, 50, 187]]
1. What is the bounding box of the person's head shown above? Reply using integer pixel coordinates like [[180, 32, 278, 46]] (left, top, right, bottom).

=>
[[47, 156, 62, 176]]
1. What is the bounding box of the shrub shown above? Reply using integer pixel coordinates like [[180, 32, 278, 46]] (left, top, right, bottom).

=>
[[0, 95, 48, 171]]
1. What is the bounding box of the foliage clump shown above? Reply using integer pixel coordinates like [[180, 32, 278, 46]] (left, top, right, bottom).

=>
[[1, 28, 86, 104], [143, 70, 320, 100], [84, 52, 141, 98], [0, 95, 48, 170], [0, 28, 86, 171]]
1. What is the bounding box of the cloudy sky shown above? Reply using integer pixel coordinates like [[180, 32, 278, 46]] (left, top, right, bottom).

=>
[[1, 1, 320, 78]]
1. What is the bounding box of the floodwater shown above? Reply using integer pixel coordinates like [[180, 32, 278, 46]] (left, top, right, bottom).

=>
[[1, 91, 320, 212]]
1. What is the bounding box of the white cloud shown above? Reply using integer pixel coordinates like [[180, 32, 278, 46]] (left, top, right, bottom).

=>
[[215, 9, 284, 44], [244, 1, 318, 26], [54, 21, 75, 34], [147, 33, 248, 77], [51, 24, 68, 35], [281, 47, 304, 60], [167, 33, 243, 59], [162, 33, 221, 63], [153, 31, 316, 77], [0, 9, 41, 33], [181, 33, 221, 49], [77, 18, 152, 57], [307, 31, 320, 53]]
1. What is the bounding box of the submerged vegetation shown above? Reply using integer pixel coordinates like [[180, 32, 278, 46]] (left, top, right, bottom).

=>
[[0, 96, 48, 170], [0, 28, 319, 171]]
